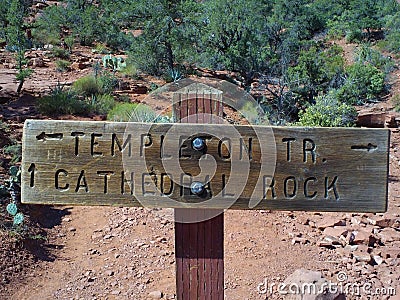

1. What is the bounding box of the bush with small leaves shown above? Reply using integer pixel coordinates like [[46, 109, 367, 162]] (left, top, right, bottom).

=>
[[64, 35, 75, 52], [120, 61, 140, 79], [73, 73, 118, 97], [107, 103, 151, 122], [38, 83, 89, 116], [392, 94, 400, 112], [108, 103, 163, 122], [297, 92, 357, 127], [4, 144, 21, 164], [72, 76, 102, 97], [55, 60, 71, 72], [337, 63, 385, 105], [97, 72, 119, 95], [91, 94, 115, 115], [355, 44, 394, 73], [92, 43, 109, 54], [49, 47, 70, 59]]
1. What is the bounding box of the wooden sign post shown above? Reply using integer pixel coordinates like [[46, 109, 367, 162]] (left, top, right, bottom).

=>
[[21, 95, 389, 299], [172, 84, 224, 300]]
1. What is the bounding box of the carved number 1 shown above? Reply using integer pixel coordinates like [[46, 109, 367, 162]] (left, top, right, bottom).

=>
[[28, 163, 35, 187]]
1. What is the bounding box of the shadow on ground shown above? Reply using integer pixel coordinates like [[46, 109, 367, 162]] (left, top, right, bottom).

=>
[[22, 205, 71, 262]]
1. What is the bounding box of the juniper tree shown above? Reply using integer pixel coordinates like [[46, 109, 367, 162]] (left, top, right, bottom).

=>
[[6, 0, 32, 94]]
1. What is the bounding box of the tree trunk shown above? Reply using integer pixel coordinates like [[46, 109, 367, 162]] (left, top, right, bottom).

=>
[[16, 80, 24, 95], [166, 41, 174, 70]]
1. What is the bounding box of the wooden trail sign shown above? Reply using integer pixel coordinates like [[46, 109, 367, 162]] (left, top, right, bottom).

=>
[[21, 85, 390, 300], [22, 119, 389, 212]]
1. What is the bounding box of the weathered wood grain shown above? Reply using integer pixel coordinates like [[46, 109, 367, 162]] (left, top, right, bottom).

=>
[[174, 91, 224, 300], [21, 119, 389, 212]]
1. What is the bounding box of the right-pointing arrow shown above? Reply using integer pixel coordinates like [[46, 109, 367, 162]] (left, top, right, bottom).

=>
[[351, 143, 378, 152]]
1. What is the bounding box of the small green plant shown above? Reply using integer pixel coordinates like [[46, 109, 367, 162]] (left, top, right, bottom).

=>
[[4, 144, 21, 164], [355, 44, 395, 73], [29, 234, 47, 241], [326, 15, 349, 40], [102, 55, 126, 71], [345, 29, 363, 43], [392, 94, 400, 112], [70, 72, 118, 115], [108, 103, 171, 123], [149, 82, 159, 92], [97, 72, 119, 95], [2, 166, 24, 227], [108, 103, 155, 122], [64, 35, 75, 52], [163, 68, 182, 83], [73, 73, 118, 97], [297, 92, 357, 127], [121, 62, 140, 79], [115, 93, 131, 103], [92, 43, 109, 54], [49, 46, 70, 59], [337, 63, 385, 105], [55, 59, 71, 72], [108, 103, 140, 122], [73, 75, 102, 96], [91, 94, 115, 115], [38, 83, 89, 115]]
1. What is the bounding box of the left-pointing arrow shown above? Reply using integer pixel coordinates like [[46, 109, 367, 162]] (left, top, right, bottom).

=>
[[36, 132, 63, 141]]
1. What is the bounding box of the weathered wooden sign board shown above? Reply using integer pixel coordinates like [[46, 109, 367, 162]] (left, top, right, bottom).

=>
[[22, 120, 389, 212], [21, 119, 389, 212]]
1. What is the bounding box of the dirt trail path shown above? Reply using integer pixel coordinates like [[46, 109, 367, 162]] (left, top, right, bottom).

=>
[[11, 206, 110, 300], [8, 206, 344, 300]]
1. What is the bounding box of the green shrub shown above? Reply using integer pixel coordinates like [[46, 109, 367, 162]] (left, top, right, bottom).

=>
[[97, 72, 119, 95], [91, 94, 115, 115], [49, 46, 70, 59], [73, 73, 118, 97], [355, 44, 394, 73], [31, 27, 61, 48], [297, 92, 357, 127], [64, 35, 74, 52], [72, 75, 102, 96], [92, 43, 109, 54], [38, 84, 89, 115], [120, 61, 140, 79], [326, 14, 350, 40], [345, 29, 363, 43], [108, 103, 157, 122], [337, 63, 385, 104], [4, 144, 21, 164], [382, 12, 400, 53], [55, 59, 71, 72], [108, 103, 136, 122], [383, 31, 400, 53], [115, 94, 131, 103], [392, 94, 400, 112]]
